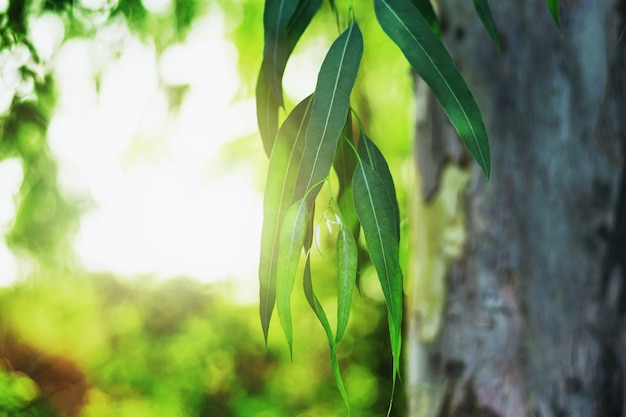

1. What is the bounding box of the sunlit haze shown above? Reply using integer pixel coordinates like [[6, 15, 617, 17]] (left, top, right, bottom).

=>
[[1, 4, 267, 294]]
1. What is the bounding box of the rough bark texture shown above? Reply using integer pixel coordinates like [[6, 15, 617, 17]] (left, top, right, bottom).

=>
[[408, 1, 626, 416]]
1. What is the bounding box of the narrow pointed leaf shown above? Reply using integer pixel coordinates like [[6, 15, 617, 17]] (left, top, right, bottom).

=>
[[375, 0, 491, 178], [357, 131, 400, 241], [303, 255, 349, 409], [352, 161, 402, 380], [336, 226, 357, 344], [292, 23, 363, 204], [471, 0, 500, 52], [256, 66, 280, 156], [286, 0, 323, 53], [408, 0, 440, 36], [263, 0, 299, 107], [334, 115, 360, 241], [259, 96, 313, 344], [275, 199, 310, 357], [547, 0, 560, 29]]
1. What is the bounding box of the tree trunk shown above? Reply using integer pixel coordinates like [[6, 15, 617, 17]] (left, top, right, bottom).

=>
[[407, 1, 626, 416]]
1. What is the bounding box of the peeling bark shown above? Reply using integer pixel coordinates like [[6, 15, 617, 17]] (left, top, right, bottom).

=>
[[408, 1, 626, 416]]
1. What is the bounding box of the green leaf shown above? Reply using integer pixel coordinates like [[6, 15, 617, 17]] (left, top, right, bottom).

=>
[[302, 255, 349, 409], [352, 161, 402, 383], [471, 0, 500, 52], [375, 0, 491, 178], [256, 66, 279, 157], [263, 0, 299, 107], [259, 96, 313, 344], [547, 0, 560, 29], [292, 22, 363, 205], [275, 199, 310, 358], [336, 225, 357, 344], [333, 115, 360, 239], [257, 0, 321, 156], [408, 0, 440, 36], [357, 131, 400, 241]]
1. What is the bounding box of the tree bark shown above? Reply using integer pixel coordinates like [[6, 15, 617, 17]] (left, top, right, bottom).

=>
[[407, 1, 626, 416]]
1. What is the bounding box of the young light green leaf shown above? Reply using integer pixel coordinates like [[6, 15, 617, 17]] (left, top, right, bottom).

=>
[[408, 0, 440, 36], [375, 0, 491, 178], [275, 199, 310, 358], [547, 0, 560, 29], [292, 22, 363, 205], [352, 161, 402, 381], [302, 255, 349, 409], [263, 0, 299, 107], [336, 226, 357, 344], [471, 0, 501, 52], [259, 96, 313, 344], [357, 131, 400, 241]]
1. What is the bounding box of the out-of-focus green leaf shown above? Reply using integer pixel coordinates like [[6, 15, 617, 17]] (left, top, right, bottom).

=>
[[263, 0, 299, 107], [352, 161, 402, 391], [302, 255, 349, 409], [259, 96, 313, 344], [275, 199, 309, 358], [336, 226, 357, 344], [547, 0, 560, 29], [408, 0, 440, 36], [292, 22, 363, 205], [357, 131, 400, 241], [375, 0, 491, 178], [471, 0, 500, 52]]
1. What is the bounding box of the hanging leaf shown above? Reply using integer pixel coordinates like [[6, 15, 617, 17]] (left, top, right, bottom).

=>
[[352, 161, 402, 384], [375, 0, 491, 178], [357, 131, 400, 241], [547, 0, 560, 29], [292, 22, 363, 205], [257, 0, 322, 156], [303, 255, 349, 409], [336, 226, 358, 344], [275, 199, 310, 358], [471, 0, 500, 52], [259, 96, 313, 344], [334, 115, 360, 238], [408, 0, 440, 36], [263, 0, 298, 107]]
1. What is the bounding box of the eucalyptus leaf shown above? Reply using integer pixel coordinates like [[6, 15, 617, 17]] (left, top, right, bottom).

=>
[[303, 255, 349, 409], [357, 131, 400, 241], [375, 0, 491, 178], [408, 0, 440, 36], [263, 0, 299, 107], [336, 226, 357, 344], [471, 0, 500, 52], [286, 0, 323, 53], [275, 199, 310, 358], [547, 0, 560, 29], [352, 161, 402, 382], [259, 96, 313, 344], [292, 22, 363, 205], [256, 65, 279, 157]]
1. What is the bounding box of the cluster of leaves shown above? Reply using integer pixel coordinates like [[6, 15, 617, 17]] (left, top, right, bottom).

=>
[[255, 0, 499, 411]]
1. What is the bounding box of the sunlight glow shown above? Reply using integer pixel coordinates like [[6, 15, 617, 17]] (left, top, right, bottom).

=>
[[23, 6, 261, 289]]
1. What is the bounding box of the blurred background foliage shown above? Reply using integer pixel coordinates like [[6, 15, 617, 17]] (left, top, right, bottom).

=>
[[0, 0, 414, 416]]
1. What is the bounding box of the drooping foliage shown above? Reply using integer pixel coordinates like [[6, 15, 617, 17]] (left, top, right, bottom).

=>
[[256, 0, 564, 410]]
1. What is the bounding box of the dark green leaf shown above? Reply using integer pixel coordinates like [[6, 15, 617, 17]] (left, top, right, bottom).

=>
[[352, 161, 402, 383], [408, 0, 440, 36], [275, 199, 310, 358], [263, 0, 299, 107], [292, 22, 363, 205], [259, 96, 313, 344], [471, 0, 500, 52], [286, 0, 323, 53], [547, 0, 560, 29], [375, 0, 491, 178], [256, 66, 280, 157], [333, 115, 360, 243], [302, 255, 349, 409], [357, 131, 400, 241], [336, 226, 357, 344]]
